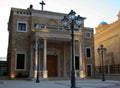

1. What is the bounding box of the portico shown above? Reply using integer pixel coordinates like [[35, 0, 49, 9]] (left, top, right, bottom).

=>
[[30, 27, 83, 78]]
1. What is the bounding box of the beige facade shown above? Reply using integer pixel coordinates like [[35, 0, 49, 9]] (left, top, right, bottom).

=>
[[7, 6, 94, 79], [94, 11, 120, 74]]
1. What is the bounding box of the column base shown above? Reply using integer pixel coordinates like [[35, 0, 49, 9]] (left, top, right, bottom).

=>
[[80, 71, 85, 78], [43, 70, 48, 78], [75, 70, 85, 78], [34, 71, 37, 78], [10, 73, 15, 79], [75, 70, 79, 77]]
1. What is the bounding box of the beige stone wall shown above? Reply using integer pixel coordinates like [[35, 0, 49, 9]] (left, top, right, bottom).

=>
[[84, 28, 95, 77], [7, 8, 94, 78], [94, 17, 120, 66]]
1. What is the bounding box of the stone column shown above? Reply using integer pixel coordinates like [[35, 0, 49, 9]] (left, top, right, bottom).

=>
[[29, 43, 34, 79], [34, 39, 38, 78], [70, 45, 72, 76], [43, 38, 48, 78], [79, 42, 84, 78], [64, 43, 66, 77]]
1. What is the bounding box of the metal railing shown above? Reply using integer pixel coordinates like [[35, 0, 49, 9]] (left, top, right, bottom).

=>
[[95, 64, 120, 74]]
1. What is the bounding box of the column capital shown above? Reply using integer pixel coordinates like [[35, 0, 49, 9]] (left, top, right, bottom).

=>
[[35, 37, 39, 41], [75, 40, 80, 43], [43, 37, 47, 40]]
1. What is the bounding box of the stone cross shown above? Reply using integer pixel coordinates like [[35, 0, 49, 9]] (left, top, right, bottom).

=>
[[40, 0, 46, 11]]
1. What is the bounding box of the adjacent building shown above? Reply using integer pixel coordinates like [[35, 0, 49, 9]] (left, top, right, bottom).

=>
[[0, 57, 7, 76], [7, 5, 94, 79], [94, 11, 120, 75]]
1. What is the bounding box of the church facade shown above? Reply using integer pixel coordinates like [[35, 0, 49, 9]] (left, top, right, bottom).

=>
[[94, 11, 120, 75], [7, 6, 95, 79]]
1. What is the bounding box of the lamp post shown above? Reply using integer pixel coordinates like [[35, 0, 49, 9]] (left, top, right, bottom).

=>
[[61, 10, 83, 88], [97, 44, 107, 81], [36, 39, 41, 83]]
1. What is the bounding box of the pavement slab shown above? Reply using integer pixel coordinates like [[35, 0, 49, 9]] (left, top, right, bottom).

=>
[[0, 79, 120, 88]]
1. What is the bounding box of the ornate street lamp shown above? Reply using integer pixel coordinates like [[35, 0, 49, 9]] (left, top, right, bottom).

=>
[[97, 44, 107, 81], [36, 39, 41, 83], [61, 10, 83, 88]]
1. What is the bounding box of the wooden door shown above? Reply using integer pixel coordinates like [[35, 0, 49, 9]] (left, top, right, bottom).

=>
[[87, 65, 92, 77], [47, 55, 58, 77]]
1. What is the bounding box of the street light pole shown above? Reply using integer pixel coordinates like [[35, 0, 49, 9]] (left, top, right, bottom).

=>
[[97, 44, 107, 81], [71, 19, 75, 88], [61, 10, 83, 88], [101, 47, 105, 81]]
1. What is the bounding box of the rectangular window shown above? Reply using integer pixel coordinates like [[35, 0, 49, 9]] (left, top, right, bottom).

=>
[[16, 53, 26, 70], [75, 56, 79, 70], [86, 47, 91, 58], [17, 21, 27, 32], [85, 32, 91, 38]]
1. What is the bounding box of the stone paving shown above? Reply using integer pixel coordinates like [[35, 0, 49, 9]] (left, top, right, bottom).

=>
[[0, 79, 120, 88]]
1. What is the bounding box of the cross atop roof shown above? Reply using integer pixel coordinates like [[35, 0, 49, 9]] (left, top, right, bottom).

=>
[[40, 0, 46, 11]]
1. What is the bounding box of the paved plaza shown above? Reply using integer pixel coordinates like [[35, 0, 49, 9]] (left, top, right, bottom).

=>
[[0, 79, 120, 88]]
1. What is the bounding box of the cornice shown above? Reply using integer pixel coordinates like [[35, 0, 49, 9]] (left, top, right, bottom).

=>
[[32, 28, 82, 40]]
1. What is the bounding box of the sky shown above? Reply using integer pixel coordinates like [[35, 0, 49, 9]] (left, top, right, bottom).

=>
[[0, 0, 120, 58]]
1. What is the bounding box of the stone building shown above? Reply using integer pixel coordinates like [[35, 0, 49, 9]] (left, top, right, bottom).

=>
[[7, 5, 94, 79], [94, 11, 120, 75]]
